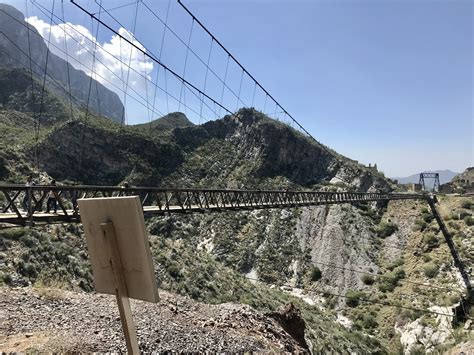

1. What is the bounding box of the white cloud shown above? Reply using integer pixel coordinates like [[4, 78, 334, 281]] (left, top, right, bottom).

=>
[[26, 16, 154, 102]]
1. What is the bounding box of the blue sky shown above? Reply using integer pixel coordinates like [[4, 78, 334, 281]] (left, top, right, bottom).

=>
[[3, 0, 473, 177]]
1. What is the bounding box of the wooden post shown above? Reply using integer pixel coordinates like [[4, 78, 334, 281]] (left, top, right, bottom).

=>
[[100, 222, 140, 354]]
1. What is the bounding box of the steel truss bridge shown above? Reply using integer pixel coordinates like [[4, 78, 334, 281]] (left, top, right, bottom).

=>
[[0, 185, 471, 299], [0, 184, 426, 226]]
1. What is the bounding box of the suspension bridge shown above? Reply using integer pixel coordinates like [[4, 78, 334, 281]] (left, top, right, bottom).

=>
[[0, 0, 472, 323]]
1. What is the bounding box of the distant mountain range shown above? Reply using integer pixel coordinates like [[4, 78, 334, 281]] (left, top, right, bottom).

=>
[[394, 170, 460, 185]]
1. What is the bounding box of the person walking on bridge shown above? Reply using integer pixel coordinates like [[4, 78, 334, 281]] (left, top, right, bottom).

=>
[[22, 175, 34, 214], [46, 180, 57, 214]]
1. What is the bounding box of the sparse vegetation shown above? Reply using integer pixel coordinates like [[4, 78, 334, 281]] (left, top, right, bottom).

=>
[[378, 267, 405, 292], [464, 215, 474, 226], [375, 221, 399, 238], [423, 263, 439, 278], [346, 290, 367, 307]]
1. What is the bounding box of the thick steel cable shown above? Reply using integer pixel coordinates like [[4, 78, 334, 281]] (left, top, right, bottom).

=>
[[140, 0, 248, 112], [10, 5, 169, 120], [26, 1, 224, 124], [71, 0, 239, 120], [176, 0, 315, 139]]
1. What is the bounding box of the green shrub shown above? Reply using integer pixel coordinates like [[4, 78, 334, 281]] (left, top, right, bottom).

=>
[[413, 219, 427, 232], [361, 274, 375, 285], [422, 233, 439, 248], [422, 213, 434, 224], [461, 201, 472, 209], [0, 228, 26, 240], [1, 272, 12, 285], [19, 235, 38, 248], [457, 211, 472, 220], [387, 258, 404, 271], [19, 261, 38, 278], [310, 266, 322, 281], [167, 261, 182, 279], [358, 313, 378, 329], [378, 267, 405, 292], [464, 216, 474, 226], [375, 221, 399, 238], [346, 289, 366, 307], [423, 263, 439, 278]]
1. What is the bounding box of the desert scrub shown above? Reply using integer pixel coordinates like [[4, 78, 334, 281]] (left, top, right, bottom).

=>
[[413, 219, 427, 232], [423, 263, 439, 278], [378, 267, 405, 292], [0, 228, 27, 241], [346, 290, 367, 307], [422, 232, 439, 248], [464, 216, 474, 226], [375, 221, 398, 238]]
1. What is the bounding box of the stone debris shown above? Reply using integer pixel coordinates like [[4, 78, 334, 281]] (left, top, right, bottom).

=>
[[0, 287, 306, 353]]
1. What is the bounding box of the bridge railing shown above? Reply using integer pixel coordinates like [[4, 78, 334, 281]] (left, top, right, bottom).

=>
[[0, 184, 427, 225]]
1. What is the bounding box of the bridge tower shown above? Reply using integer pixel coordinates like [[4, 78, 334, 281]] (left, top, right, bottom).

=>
[[419, 173, 440, 192]]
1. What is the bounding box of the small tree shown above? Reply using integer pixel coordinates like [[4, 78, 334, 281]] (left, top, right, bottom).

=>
[[361, 274, 375, 285], [310, 266, 322, 281]]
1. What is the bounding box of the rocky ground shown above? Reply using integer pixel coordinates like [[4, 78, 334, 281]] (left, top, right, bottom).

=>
[[0, 287, 305, 352]]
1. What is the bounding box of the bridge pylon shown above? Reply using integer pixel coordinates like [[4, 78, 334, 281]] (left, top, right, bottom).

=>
[[419, 173, 440, 192]]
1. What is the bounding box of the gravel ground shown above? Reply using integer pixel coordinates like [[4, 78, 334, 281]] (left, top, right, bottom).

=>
[[0, 287, 304, 352]]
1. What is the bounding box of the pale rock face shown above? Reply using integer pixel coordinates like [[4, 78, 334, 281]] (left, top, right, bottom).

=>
[[294, 204, 380, 300], [396, 306, 455, 353], [336, 313, 353, 329], [197, 237, 214, 253]]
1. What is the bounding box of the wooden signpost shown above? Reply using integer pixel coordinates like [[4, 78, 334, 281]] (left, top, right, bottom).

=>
[[78, 196, 159, 353]]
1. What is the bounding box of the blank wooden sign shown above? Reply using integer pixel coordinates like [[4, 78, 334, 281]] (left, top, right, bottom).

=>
[[78, 196, 159, 303]]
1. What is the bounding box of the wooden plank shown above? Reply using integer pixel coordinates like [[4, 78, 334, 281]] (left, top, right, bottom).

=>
[[78, 196, 159, 303], [101, 222, 140, 354]]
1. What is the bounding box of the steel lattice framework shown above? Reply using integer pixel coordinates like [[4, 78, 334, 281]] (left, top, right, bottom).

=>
[[419, 173, 441, 192], [0, 184, 427, 226]]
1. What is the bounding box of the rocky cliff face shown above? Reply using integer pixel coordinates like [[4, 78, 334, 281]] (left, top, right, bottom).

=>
[[0, 3, 124, 123], [29, 108, 391, 193]]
